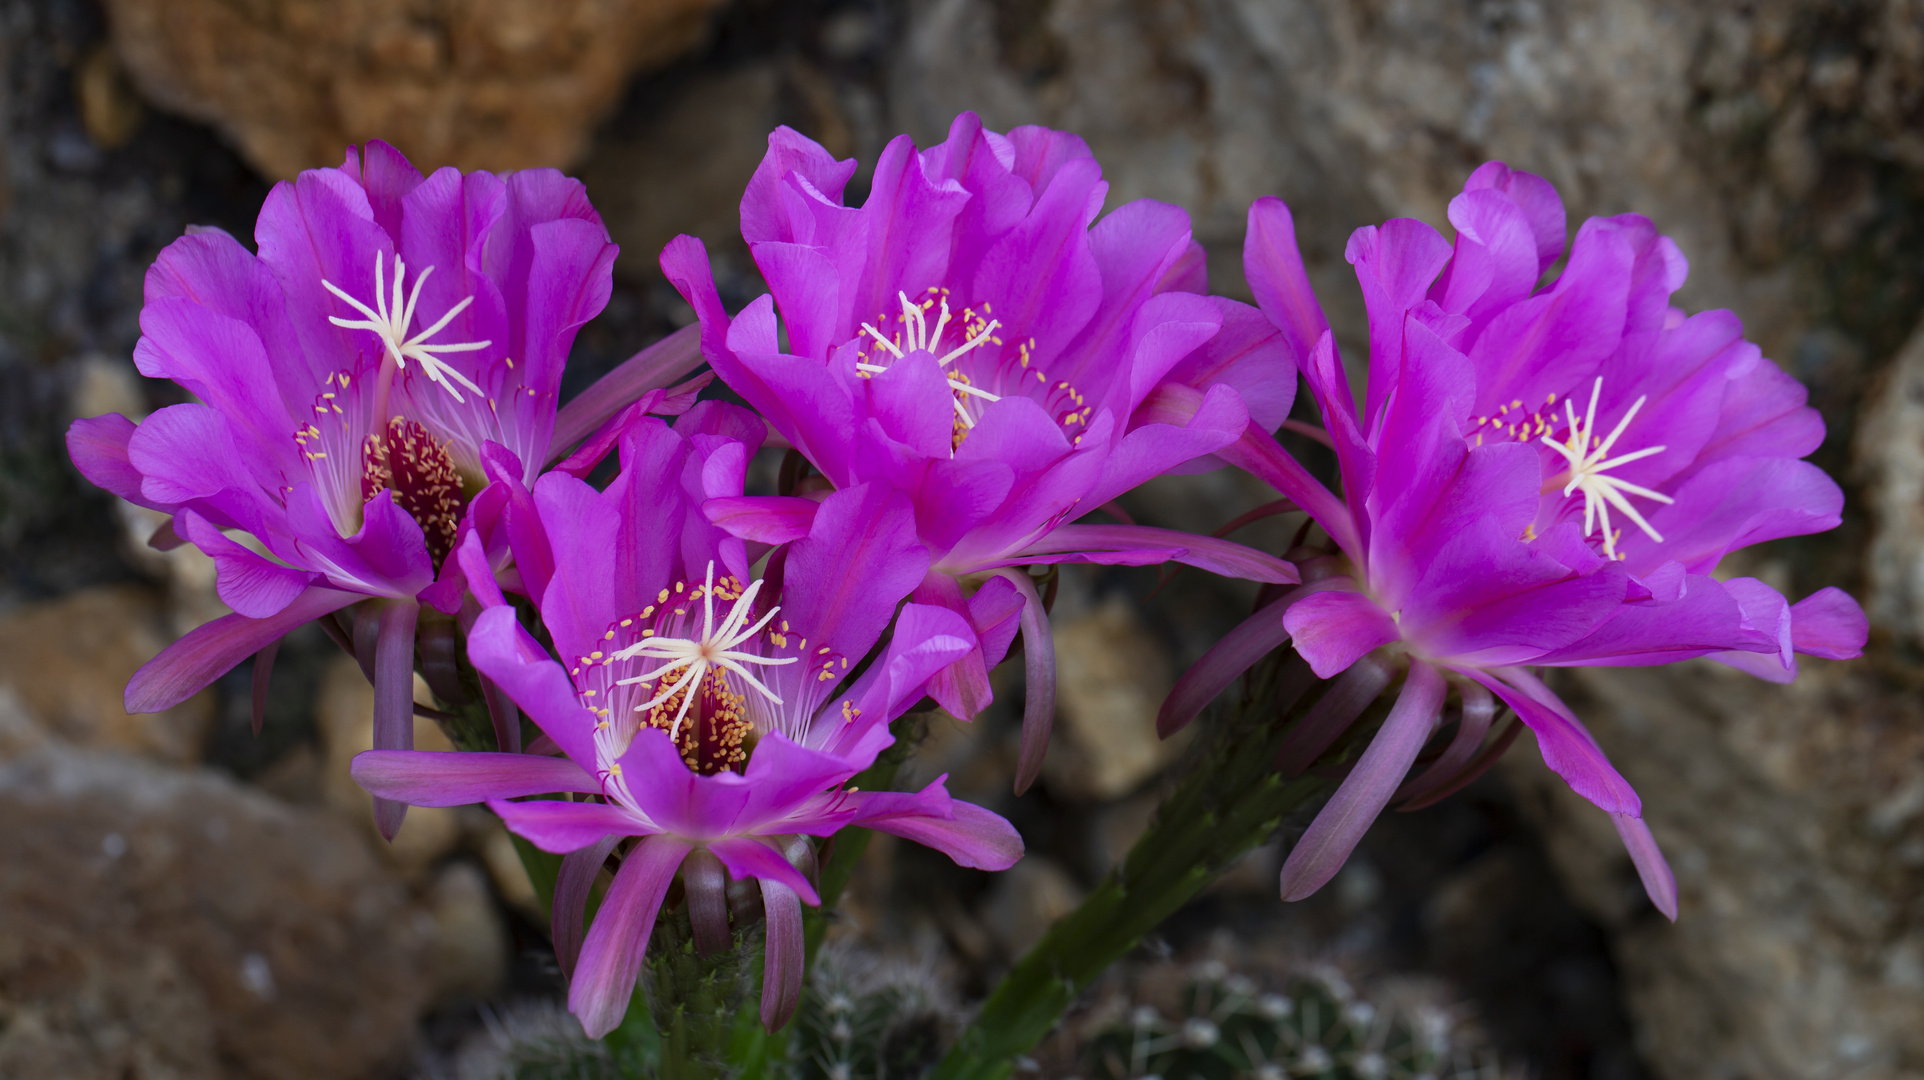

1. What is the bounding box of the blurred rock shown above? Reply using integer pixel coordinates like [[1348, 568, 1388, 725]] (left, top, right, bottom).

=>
[[251, 742, 324, 806], [315, 652, 469, 876], [104, 0, 729, 178], [0, 687, 46, 757], [66, 353, 144, 423], [0, 742, 432, 1079], [980, 855, 1084, 958], [478, 823, 543, 923], [424, 861, 510, 1008], [1507, 659, 1924, 1080], [584, 63, 785, 280], [0, 584, 213, 764], [75, 46, 143, 151], [906, 707, 1003, 806], [1857, 314, 1924, 643], [1045, 597, 1186, 802], [1089, 788, 1161, 875]]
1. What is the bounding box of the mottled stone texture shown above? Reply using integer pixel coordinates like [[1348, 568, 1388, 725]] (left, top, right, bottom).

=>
[[0, 585, 213, 764], [0, 744, 434, 1080], [103, 0, 728, 177]]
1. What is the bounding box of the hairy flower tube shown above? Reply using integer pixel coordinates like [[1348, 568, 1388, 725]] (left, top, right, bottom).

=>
[[1159, 163, 1867, 918], [662, 114, 1299, 791], [351, 412, 1023, 1037], [65, 141, 620, 834]]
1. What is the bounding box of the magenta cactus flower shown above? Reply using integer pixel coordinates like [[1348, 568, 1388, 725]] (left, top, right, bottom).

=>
[[1159, 164, 1867, 918], [662, 114, 1298, 790], [65, 141, 621, 833], [351, 412, 1022, 1036]]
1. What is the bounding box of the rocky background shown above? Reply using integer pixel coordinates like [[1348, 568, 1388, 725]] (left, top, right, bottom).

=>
[[0, 0, 1919, 1078]]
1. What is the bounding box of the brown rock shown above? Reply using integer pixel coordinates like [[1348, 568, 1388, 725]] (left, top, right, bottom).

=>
[[0, 743, 433, 1079], [1044, 597, 1186, 802], [478, 822, 543, 922], [423, 861, 510, 1008], [103, 0, 729, 178], [979, 856, 1084, 958], [0, 585, 213, 765], [75, 45, 143, 151]]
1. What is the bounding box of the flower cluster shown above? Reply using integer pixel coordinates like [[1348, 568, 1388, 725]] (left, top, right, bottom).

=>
[[69, 123, 1862, 1047]]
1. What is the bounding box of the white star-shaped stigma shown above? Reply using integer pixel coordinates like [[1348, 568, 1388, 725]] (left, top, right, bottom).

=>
[[858, 291, 1004, 428], [1541, 376, 1675, 560], [324, 253, 491, 403], [611, 563, 796, 739]]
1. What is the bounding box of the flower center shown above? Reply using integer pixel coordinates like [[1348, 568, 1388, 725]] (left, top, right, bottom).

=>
[[1537, 377, 1675, 560], [857, 289, 1006, 447], [639, 667, 754, 775], [608, 562, 795, 759], [360, 416, 468, 568], [323, 252, 491, 404], [854, 287, 1094, 450]]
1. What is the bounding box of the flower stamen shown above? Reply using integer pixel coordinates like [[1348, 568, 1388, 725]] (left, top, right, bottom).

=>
[[323, 253, 492, 404], [611, 562, 796, 739], [856, 290, 1005, 429], [1540, 377, 1675, 560]]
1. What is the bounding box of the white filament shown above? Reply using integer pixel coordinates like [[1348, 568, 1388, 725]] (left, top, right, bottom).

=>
[[1540, 377, 1675, 560], [323, 253, 491, 403], [611, 562, 796, 739], [856, 291, 1003, 428]]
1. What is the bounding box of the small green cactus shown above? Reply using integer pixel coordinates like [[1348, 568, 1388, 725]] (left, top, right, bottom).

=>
[[1075, 960, 1510, 1080], [429, 999, 622, 1080], [788, 944, 959, 1080]]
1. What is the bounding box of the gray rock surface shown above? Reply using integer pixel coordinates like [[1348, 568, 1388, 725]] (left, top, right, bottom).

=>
[[1858, 316, 1924, 643], [0, 743, 434, 1080], [1507, 657, 1924, 1080]]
